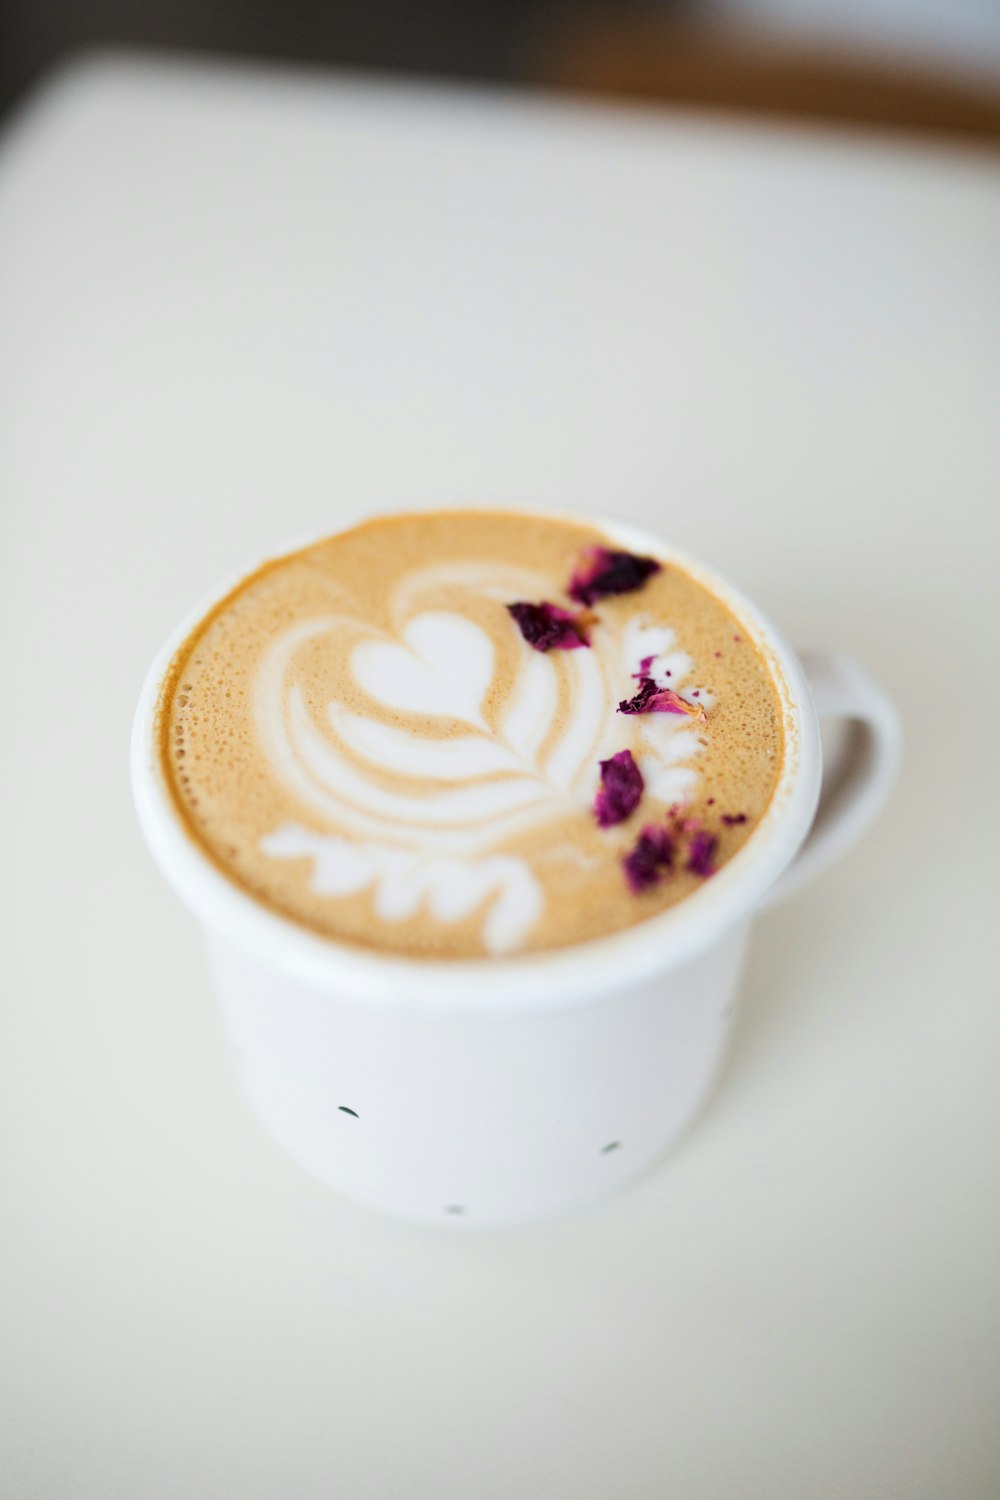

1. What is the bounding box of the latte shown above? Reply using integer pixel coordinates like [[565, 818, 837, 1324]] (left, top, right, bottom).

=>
[[157, 511, 784, 957]]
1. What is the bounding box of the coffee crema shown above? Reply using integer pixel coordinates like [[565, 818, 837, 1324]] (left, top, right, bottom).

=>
[[158, 511, 784, 958]]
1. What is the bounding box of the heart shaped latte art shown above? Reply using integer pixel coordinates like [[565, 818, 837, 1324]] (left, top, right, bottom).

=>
[[253, 566, 709, 953], [350, 611, 494, 728]]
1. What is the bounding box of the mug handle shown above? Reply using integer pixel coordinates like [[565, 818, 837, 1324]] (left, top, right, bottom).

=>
[[762, 651, 902, 909]]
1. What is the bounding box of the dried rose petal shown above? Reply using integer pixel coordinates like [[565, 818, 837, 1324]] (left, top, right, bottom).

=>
[[686, 830, 718, 877], [594, 749, 644, 829], [633, 654, 655, 679], [622, 824, 675, 893], [568, 547, 662, 606], [506, 601, 591, 652], [721, 813, 747, 827], [617, 677, 707, 722]]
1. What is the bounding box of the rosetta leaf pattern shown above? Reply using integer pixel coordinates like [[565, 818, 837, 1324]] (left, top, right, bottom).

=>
[[256, 564, 709, 952]]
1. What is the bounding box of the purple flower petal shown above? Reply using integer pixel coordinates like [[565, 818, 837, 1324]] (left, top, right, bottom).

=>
[[506, 601, 592, 652], [622, 823, 675, 893], [686, 830, 718, 877], [594, 749, 645, 828], [568, 547, 662, 606], [721, 813, 747, 827], [617, 677, 707, 722]]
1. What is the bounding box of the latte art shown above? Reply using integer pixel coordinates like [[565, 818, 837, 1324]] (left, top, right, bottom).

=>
[[251, 571, 708, 950], [158, 511, 784, 957]]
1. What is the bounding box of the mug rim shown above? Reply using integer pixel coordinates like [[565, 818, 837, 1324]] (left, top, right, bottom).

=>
[[131, 505, 821, 1013]]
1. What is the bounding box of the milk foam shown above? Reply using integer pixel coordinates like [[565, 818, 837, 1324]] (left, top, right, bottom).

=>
[[252, 563, 709, 952]]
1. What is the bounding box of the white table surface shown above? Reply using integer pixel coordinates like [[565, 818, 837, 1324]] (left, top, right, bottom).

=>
[[1, 52, 997, 1500]]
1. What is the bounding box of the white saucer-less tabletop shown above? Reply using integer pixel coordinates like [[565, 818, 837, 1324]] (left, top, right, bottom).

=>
[[1, 53, 997, 1500]]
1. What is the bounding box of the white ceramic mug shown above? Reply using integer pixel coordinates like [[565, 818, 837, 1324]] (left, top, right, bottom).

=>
[[132, 513, 900, 1229]]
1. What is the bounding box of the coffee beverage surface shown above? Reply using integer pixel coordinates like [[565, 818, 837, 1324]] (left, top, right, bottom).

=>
[[158, 511, 784, 958]]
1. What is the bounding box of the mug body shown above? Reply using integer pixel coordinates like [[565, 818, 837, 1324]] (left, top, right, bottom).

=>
[[207, 922, 749, 1228]]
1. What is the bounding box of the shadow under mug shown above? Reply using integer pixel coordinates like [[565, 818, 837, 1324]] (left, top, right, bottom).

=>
[[132, 512, 901, 1228]]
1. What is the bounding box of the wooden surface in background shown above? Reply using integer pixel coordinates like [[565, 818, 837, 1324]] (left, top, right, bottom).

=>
[[528, 13, 1000, 143]]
